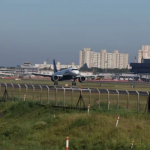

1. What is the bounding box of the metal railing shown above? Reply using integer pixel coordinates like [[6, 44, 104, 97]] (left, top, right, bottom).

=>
[[0, 83, 149, 112]]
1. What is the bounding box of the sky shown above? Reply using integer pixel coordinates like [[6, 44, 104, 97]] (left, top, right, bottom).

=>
[[1, 0, 150, 66]]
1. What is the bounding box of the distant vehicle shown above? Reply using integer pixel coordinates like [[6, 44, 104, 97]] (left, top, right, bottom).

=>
[[128, 78, 134, 81], [119, 78, 124, 80], [33, 59, 93, 85], [15, 78, 21, 81]]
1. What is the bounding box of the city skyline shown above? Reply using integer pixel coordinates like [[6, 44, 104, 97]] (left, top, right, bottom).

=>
[[79, 48, 128, 69], [1, 0, 150, 66], [0, 46, 146, 67]]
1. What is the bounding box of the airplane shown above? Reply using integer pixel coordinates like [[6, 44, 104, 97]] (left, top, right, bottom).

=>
[[32, 59, 90, 85]]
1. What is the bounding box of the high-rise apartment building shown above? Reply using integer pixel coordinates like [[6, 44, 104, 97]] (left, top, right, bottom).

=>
[[79, 48, 128, 69], [138, 45, 150, 63], [79, 48, 91, 67]]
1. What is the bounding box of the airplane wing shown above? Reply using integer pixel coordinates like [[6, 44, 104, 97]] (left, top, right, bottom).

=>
[[32, 73, 63, 77], [55, 75, 63, 77], [32, 73, 52, 77], [76, 75, 97, 78]]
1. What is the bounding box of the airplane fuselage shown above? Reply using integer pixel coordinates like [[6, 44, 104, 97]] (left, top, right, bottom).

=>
[[53, 67, 80, 81]]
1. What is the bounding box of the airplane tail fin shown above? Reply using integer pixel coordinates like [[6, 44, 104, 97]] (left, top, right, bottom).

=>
[[53, 59, 58, 73]]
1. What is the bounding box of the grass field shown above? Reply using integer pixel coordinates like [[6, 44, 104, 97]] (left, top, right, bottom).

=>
[[0, 79, 150, 149], [0, 101, 150, 150]]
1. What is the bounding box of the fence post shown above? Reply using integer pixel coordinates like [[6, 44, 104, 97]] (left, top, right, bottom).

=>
[[97, 88, 100, 108], [0, 84, 1, 96], [106, 89, 109, 110], [71, 87, 74, 107], [88, 88, 91, 105], [4, 83, 7, 90], [4, 83, 7, 101], [116, 90, 119, 109], [18, 84, 21, 101], [25, 84, 28, 101], [39, 85, 42, 104], [62, 87, 66, 107], [88, 104, 90, 114], [116, 115, 120, 127], [54, 86, 57, 106], [126, 90, 129, 109], [32, 85, 35, 101], [131, 139, 134, 149], [136, 91, 140, 112], [11, 83, 14, 101], [66, 137, 69, 150], [80, 88, 83, 108], [46, 86, 50, 104]]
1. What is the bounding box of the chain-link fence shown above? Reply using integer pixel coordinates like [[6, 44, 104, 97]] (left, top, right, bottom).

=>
[[0, 83, 149, 112]]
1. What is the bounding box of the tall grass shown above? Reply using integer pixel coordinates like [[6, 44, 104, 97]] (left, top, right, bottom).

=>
[[0, 101, 150, 149]]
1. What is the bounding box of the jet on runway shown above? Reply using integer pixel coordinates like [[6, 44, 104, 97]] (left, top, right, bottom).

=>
[[33, 60, 88, 85]]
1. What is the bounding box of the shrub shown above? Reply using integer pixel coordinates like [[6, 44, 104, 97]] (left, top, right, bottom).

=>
[[33, 121, 47, 130], [69, 117, 91, 129], [1, 124, 28, 140], [7, 101, 37, 117]]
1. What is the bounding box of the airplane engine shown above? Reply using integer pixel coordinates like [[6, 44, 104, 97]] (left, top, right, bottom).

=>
[[51, 75, 59, 81], [79, 76, 86, 83]]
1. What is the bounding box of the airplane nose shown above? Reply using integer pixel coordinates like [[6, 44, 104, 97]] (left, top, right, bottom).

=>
[[76, 70, 79, 74], [72, 70, 79, 75]]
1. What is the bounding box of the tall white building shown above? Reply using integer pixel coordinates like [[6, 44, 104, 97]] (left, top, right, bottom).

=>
[[138, 45, 150, 63], [79, 48, 91, 67], [79, 48, 101, 68], [79, 48, 128, 69], [35, 61, 80, 70]]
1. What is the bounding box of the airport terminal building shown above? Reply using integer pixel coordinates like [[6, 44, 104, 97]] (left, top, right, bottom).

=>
[[130, 59, 150, 73], [16, 62, 38, 75]]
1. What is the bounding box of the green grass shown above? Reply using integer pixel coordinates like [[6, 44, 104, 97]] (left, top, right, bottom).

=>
[[0, 101, 150, 149]]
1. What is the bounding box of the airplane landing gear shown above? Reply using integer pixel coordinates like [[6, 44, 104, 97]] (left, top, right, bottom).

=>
[[72, 81, 76, 86], [54, 81, 58, 85], [72, 78, 77, 86]]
